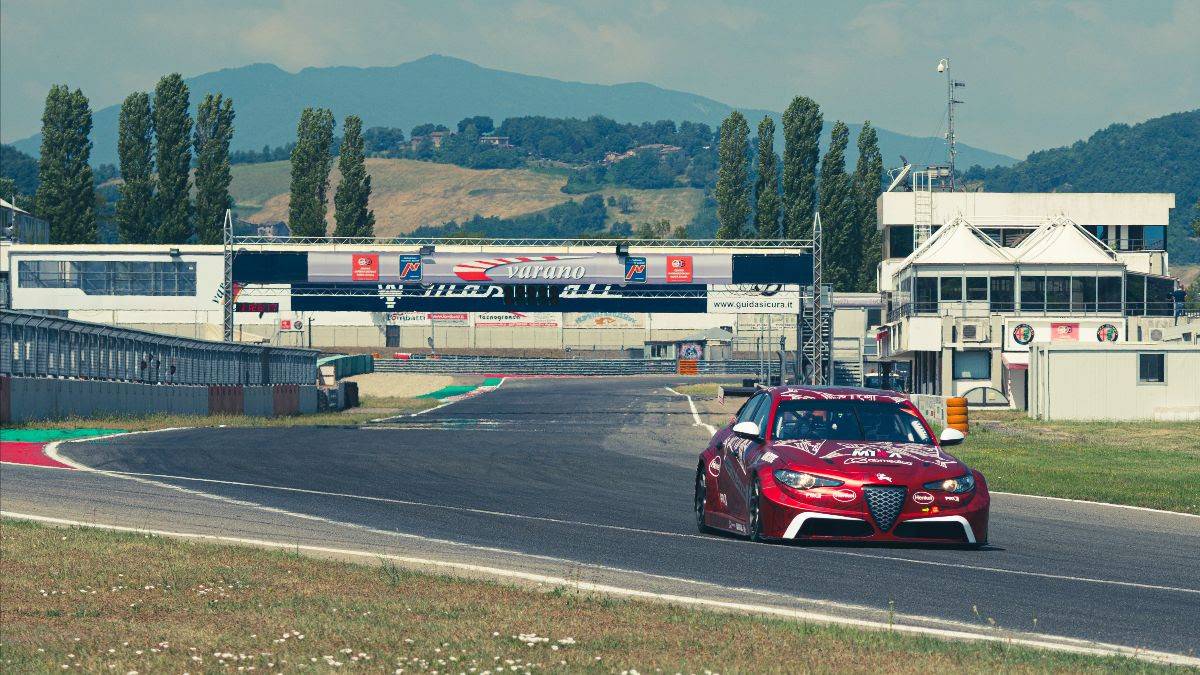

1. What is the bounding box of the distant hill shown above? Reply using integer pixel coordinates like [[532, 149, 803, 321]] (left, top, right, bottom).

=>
[[10, 54, 1016, 170], [231, 158, 705, 237], [1, 144, 39, 195], [967, 109, 1200, 265]]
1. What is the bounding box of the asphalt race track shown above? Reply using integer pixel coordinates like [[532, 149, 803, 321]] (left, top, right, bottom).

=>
[[30, 376, 1200, 656]]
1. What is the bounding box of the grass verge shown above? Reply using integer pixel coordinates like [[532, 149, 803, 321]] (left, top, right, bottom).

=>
[[956, 410, 1200, 514], [3, 398, 436, 432], [0, 518, 1169, 674], [672, 382, 723, 398]]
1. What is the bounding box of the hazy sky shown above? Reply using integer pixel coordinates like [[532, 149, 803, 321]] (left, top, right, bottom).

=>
[[2, 0, 1197, 157]]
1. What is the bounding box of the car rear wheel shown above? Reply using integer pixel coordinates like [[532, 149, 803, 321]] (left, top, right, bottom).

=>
[[695, 468, 714, 534], [748, 478, 764, 542]]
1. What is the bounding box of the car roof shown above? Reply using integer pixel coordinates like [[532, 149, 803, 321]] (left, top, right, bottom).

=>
[[769, 385, 908, 403]]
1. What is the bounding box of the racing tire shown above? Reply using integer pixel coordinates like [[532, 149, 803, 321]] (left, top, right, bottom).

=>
[[748, 478, 764, 542], [695, 468, 715, 534]]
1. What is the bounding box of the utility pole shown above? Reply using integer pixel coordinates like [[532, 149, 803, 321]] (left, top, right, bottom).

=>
[[222, 209, 234, 342], [937, 58, 966, 188]]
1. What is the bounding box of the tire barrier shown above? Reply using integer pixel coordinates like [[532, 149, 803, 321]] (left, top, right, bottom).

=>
[[946, 396, 970, 434]]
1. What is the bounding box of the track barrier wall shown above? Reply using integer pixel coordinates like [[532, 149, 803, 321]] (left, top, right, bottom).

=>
[[0, 377, 318, 424], [375, 356, 762, 376]]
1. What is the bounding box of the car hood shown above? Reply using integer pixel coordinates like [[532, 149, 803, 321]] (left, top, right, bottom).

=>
[[764, 438, 964, 482]]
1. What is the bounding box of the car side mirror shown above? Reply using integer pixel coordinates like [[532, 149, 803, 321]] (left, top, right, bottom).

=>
[[939, 427, 965, 446], [732, 421, 762, 440]]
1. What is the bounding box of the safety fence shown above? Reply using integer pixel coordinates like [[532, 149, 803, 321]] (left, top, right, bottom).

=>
[[375, 355, 763, 376], [2, 310, 318, 385]]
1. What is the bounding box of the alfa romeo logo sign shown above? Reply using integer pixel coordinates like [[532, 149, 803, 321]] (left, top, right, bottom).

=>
[[1096, 323, 1119, 342], [1012, 323, 1035, 345]]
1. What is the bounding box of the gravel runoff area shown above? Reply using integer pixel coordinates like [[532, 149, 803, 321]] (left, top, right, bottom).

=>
[[342, 372, 457, 398]]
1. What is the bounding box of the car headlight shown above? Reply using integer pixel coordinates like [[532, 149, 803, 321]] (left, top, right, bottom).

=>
[[774, 469, 843, 490], [925, 472, 975, 494]]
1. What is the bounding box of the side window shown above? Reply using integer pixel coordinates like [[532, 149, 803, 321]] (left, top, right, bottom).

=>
[[737, 394, 764, 424], [752, 396, 773, 439]]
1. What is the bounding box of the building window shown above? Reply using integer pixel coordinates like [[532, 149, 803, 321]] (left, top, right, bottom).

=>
[[1143, 225, 1166, 251], [1071, 277, 1097, 312], [990, 276, 1014, 312], [889, 226, 914, 259], [953, 350, 990, 380], [1146, 276, 1176, 317], [866, 308, 882, 328], [18, 260, 197, 296], [1098, 276, 1122, 312], [966, 277, 988, 301], [1021, 275, 1045, 312], [1046, 276, 1070, 312], [1138, 353, 1165, 384], [915, 277, 937, 313], [940, 276, 963, 302], [1125, 274, 1145, 316]]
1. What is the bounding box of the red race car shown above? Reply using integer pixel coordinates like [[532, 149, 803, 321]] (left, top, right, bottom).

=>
[[696, 386, 989, 546]]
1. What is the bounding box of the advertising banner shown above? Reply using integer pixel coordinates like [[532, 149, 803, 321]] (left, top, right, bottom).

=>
[[308, 251, 736, 285], [566, 312, 645, 329], [385, 312, 432, 326], [292, 283, 707, 313], [1004, 319, 1124, 350], [473, 312, 561, 328], [706, 285, 801, 314]]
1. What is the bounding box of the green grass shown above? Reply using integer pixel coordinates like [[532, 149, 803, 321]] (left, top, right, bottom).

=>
[[0, 518, 1171, 674], [673, 382, 723, 398], [957, 411, 1200, 514]]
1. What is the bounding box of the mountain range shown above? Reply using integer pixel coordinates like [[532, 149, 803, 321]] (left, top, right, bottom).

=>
[[9, 54, 1016, 169]]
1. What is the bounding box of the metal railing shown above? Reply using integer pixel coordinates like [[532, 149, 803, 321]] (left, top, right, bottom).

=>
[[886, 301, 1182, 322], [230, 234, 814, 249], [1, 310, 319, 385], [375, 355, 762, 376]]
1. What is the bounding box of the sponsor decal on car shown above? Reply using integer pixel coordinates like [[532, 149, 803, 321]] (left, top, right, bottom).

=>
[[913, 491, 935, 505], [760, 451, 778, 464], [707, 456, 722, 478], [943, 494, 961, 503], [831, 488, 857, 503], [875, 473, 894, 483]]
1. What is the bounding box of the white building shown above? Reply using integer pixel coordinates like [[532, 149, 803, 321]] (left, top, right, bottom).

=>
[[874, 184, 1191, 406]]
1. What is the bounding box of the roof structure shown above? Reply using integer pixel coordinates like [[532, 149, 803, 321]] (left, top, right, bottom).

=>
[[900, 216, 1013, 269], [1013, 216, 1120, 265]]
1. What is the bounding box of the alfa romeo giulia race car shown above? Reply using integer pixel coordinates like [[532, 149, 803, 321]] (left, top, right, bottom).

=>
[[696, 386, 989, 546]]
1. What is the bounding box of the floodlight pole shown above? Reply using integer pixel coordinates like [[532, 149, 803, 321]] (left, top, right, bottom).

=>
[[222, 209, 234, 342]]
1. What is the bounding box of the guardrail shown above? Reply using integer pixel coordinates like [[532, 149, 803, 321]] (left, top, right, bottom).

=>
[[376, 356, 764, 376], [1, 310, 318, 385]]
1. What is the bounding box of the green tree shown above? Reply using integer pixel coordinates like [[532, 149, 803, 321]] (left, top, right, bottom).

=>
[[152, 74, 193, 243], [193, 93, 236, 244], [852, 121, 884, 291], [289, 108, 336, 238], [333, 115, 376, 238], [753, 116, 780, 239], [116, 92, 155, 243], [781, 96, 822, 239], [715, 111, 751, 240], [1186, 276, 1200, 311], [34, 85, 95, 243], [818, 121, 856, 291]]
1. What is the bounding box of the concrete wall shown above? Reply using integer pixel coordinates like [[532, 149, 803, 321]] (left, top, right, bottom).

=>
[[1028, 344, 1200, 420], [0, 375, 319, 423]]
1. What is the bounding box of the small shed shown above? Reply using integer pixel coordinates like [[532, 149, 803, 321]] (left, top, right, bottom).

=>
[[644, 328, 734, 361]]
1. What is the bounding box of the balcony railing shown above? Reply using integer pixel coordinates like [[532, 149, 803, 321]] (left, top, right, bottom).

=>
[[886, 301, 1184, 322]]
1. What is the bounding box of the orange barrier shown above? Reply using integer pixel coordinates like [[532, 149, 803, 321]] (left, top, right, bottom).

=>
[[272, 384, 299, 416], [945, 396, 969, 434], [207, 385, 245, 415], [677, 359, 699, 375]]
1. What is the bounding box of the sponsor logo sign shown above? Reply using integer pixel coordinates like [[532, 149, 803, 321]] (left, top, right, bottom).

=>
[[678, 342, 703, 359], [706, 285, 801, 314], [429, 312, 469, 325], [351, 253, 380, 281], [1050, 322, 1079, 341], [1012, 323, 1035, 345], [1097, 323, 1119, 342], [666, 255, 693, 283], [280, 319, 292, 330], [624, 256, 646, 283], [831, 488, 856, 503], [473, 312, 561, 328], [913, 491, 935, 505], [567, 312, 645, 329], [399, 254, 423, 282]]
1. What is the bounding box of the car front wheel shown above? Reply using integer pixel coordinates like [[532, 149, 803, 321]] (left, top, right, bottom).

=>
[[695, 468, 714, 534], [748, 478, 764, 542]]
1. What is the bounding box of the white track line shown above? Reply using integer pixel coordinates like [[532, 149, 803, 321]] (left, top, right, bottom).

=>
[[3, 511, 1195, 668], [664, 386, 717, 436]]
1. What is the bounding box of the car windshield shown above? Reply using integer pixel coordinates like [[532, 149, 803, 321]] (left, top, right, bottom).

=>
[[773, 400, 933, 445]]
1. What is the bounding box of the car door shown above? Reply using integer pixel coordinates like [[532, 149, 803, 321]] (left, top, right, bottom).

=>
[[719, 393, 768, 528]]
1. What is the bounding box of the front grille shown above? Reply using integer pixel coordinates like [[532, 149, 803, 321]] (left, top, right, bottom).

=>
[[799, 518, 874, 538], [893, 520, 968, 541], [863, 486, 907, 532]]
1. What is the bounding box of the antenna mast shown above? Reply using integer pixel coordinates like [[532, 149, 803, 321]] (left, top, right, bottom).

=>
[[937, 58, 965, 189]]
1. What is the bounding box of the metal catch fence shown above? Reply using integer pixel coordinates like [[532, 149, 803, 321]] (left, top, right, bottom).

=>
[[375, 355, 764, 376], [1, 310, 319, 385]]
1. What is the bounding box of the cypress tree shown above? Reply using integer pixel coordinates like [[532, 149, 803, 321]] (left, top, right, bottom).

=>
[[753, 116, 780, 239], [818, 121, 856, 291], [152, 73, 193, 243], [333, 115, 376, 238], [288, 108, 336, 238], [193, 93, 236, 244], [116, 92, 155, 243], [781, 96, 822, 239], [852, 121, 884, 292], [34, 85, 96, 243], [714, 111, 751, 240]]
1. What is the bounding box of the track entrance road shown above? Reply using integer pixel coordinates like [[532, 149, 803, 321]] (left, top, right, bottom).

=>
[[60, 376, 1200, 655]]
